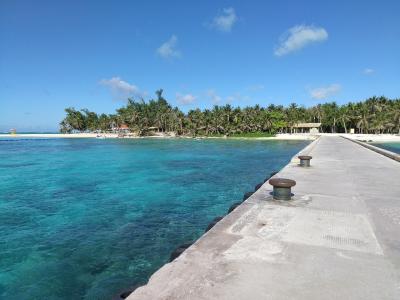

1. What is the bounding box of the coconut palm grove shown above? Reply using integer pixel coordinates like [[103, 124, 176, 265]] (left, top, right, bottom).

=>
[[60, 91, 400, 136]]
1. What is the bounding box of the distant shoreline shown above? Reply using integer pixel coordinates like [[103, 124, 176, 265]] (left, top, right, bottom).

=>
[[0, 133, 314, 140], [1, 133, 399, 142]]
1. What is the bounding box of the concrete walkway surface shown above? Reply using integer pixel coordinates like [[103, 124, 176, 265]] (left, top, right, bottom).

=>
[[127, 136, 400, 300]]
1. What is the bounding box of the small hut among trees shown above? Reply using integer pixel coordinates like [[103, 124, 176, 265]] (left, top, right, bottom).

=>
[[293, 123, 321, 133]]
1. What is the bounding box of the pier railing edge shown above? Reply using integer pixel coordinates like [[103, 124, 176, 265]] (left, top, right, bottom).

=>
[[341, 136, 400, 163]]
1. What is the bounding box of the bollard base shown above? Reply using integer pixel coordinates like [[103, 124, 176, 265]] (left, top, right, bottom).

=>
[[269, 178, 296, 201], [273, 186, 292, 200], [300, 159, 311, 167]]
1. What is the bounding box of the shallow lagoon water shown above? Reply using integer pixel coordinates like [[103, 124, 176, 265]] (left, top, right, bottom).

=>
[[372, 142, 400, 154], [0, 138, 309, 299]]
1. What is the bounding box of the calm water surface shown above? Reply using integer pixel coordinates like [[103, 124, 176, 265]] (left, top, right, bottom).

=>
[[0, 138, 309, 299], [372, 142, 400, 154]]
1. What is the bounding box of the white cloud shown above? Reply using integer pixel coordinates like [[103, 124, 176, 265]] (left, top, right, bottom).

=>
[[99, 77, 143, 100], [310, 84, 341, 99], [157, 35, 181, 59], [211, 7, 237, 32], [226, 96, 236, 103], [205, 90, 248, 104], [206, 89, 223, 104], [364, 68, 374, 75], [226, 93, 250, 103], [176, 93, 196, 105], [274, 25, 328, 56]]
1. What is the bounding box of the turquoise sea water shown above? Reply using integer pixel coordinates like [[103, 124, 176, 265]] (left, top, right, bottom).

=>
[[372, 142, 400, 154], [0, 138, 308, 299]]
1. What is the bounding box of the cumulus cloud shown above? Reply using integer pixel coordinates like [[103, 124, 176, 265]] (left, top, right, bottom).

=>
[[310, 84, 341, 100], [99, 77, 142, 100], [274, 25, 328, 56], [205, 90, 248, 104], [206, 89, 223, 104], [211, 7, 237, 32], [176, 93, 196, 105], [364, 68, 374, 75], [157, 35, 181, 59]]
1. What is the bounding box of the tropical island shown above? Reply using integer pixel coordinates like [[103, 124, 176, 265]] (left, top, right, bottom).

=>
[[60, 90, 400, 137]]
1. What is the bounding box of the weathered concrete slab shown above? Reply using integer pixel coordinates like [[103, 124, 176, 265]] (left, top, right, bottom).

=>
[[127, 136, 400, 300]]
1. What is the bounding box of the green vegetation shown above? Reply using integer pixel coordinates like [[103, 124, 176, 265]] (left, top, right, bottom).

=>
[[60, 90, 400, 136]]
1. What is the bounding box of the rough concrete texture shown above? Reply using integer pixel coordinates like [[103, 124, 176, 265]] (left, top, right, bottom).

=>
[[127, 136, 400, 300]]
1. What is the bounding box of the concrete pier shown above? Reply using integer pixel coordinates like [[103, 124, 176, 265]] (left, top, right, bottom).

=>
[[127, 136, 400, 300]]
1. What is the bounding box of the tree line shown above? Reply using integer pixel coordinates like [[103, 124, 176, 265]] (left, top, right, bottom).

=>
[[60, 89, 400, 135]]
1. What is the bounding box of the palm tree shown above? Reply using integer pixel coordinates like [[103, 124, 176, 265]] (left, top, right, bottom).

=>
[[60, 91, 400, 136], [393, 102, 400, 134], [338, 106, 349, 133], [286, 103, 299, 133], [355, 102, 370, 134]]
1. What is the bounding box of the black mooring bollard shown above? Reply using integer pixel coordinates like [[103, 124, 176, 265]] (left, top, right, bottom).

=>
[[298, 155, 312, 167], [268, 178, 296, 200]]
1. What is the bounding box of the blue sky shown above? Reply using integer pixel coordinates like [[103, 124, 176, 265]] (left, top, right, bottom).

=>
[[1, 0, 399, 132]]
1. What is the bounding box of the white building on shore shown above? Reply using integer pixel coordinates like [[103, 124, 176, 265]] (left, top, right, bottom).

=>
[[293, 123, 321, 134]]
